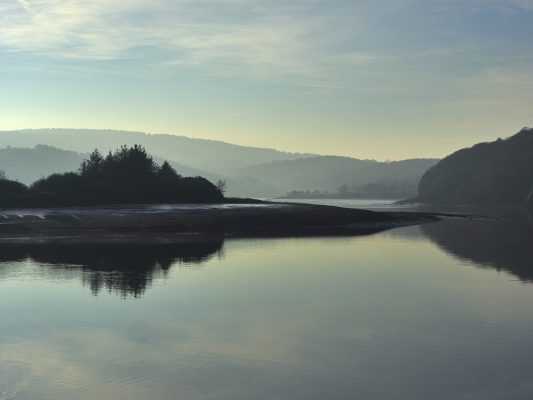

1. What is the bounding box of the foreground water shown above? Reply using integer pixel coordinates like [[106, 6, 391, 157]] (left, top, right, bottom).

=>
[[1, 204, 533, 399]]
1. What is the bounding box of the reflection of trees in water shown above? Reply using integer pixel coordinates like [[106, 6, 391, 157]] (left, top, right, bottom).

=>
[[421, 212, 533, 282], [0, 239, 224, 297]]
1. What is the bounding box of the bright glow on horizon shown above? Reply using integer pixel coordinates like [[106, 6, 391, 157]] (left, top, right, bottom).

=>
[[0, 0, 532, 160]]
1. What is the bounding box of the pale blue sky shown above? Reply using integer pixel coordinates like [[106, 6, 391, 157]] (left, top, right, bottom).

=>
[[1, 0, 532, 159]]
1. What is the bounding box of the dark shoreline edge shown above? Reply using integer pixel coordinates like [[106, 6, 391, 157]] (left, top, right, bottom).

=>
[[0, 201, 439, 243]]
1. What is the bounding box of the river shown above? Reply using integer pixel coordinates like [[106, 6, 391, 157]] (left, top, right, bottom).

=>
[[1, 201, 532, 399]]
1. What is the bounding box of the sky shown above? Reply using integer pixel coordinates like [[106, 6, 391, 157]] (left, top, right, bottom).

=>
[[0, 0, 532, 160]]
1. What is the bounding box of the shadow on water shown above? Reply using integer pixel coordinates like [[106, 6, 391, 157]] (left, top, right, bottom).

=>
[[0, 211, 402, 298], [421, 209, 533, 283], [0, 238, 224, 297]]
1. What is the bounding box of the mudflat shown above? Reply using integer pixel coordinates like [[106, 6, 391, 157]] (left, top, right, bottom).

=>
[[0, 202, 438, 242]]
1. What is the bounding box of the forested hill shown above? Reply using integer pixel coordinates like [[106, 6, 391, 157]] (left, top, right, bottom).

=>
[[241, 156, 438, 195], [0, 129, 312, 176], [0, 129, 437, 197], [415, 128, 533, 206]]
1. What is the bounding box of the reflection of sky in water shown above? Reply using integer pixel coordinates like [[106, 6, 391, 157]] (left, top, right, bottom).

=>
[[1, 224, 533, 399]]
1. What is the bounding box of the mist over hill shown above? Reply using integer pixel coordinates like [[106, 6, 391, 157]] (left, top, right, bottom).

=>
[[0, 143, 280, 197], [0, 129, 437, 198], [416, 127, 533, 206], [0, 145, 84, 184], [240, 156, 438, 196], [0, 145, 208, 186], [0, 129, 312, 176]]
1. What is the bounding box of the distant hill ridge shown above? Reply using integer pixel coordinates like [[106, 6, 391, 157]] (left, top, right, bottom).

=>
[[0, 129, 315, 176], [0, 145, 84, 184], [0, 129, 439, 198], [239, 156, 438, 194], [415, 127, 533, 206], [0, 144, 212, 186]]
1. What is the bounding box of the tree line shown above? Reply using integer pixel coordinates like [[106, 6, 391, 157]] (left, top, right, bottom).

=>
[[283, 178, 418, 199], [0, 144, 225, 207], [416, 127, 533, 206]]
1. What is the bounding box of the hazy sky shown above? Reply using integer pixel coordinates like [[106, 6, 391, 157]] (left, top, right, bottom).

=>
[[1, 0, 532, 160]]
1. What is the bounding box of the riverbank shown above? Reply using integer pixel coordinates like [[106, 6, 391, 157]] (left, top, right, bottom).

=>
[[0, 202, 439, 242]]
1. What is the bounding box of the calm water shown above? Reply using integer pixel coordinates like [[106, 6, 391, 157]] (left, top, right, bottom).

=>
[[1, 205, 533, 399], [273, 198, 402, 210]]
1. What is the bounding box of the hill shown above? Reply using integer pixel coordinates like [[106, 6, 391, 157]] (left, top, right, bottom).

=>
[[415, 127, 533, 206], [0, 145, 217, 186], [0, 129, 438, 198], [0, 129, 312, 176], [0, 145, 85, 184], [240, 156, 438, 197]]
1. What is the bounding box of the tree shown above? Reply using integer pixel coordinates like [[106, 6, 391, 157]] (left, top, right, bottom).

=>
[[215, 179, 227, 196], [158, 161, 180, 181], [0, 178, 27, 194], [79, 149, 104, 177], [0, 170, 6, 180], [11, 144, 224, 206]]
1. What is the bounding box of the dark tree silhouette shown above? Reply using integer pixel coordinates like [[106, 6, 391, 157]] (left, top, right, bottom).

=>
[[0, 179, 28, 195], [32, 172, 85, 196], [0, 144, 224, 207], [215, 179, 227, 195], [416, 127, 533, 206], [158, 161, 181, 181], [79, 149, 104, 178]]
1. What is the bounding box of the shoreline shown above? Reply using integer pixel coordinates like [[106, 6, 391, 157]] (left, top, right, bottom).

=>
[[0, 202, 439, 243]]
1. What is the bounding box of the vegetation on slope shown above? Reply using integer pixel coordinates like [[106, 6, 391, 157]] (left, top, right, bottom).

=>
[[0, 129, 438, 197], [247, 156, 437, 196], [0, 145, 223, 206], [416, 128, 533, 206]]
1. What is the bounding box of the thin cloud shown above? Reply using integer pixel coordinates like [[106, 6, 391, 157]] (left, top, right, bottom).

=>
[[0, 0, 531, 88], [0, 0, 379, 82]]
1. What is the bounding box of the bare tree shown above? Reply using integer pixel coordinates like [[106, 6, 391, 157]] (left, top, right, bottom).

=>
[[215, 179, 227, 195], [0, 170, 6, 180]]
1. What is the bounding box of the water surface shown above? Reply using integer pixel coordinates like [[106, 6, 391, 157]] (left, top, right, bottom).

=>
[[1, 209, 533, 399]]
